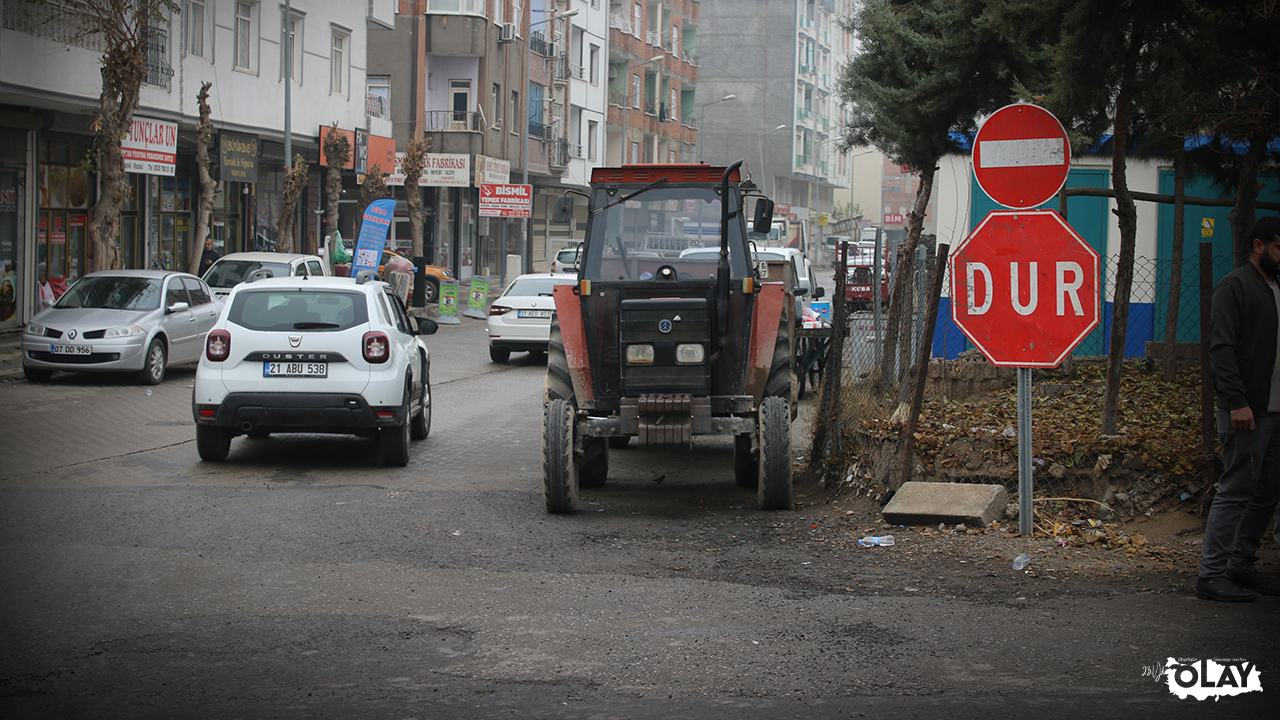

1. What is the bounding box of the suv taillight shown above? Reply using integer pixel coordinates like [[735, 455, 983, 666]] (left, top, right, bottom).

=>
[[489, 304, 512, 316], [206, 330, 231, 362], [363, 331, 390, 363]]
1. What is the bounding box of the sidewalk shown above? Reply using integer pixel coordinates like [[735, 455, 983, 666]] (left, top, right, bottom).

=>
[[0, 328, 23, 382]]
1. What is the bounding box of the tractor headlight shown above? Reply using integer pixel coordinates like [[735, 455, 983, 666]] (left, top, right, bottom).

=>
[[626, 344, 654, 364], [675, 343, 705, 364]]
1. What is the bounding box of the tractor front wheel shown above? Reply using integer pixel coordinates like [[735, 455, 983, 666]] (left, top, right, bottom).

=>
[[758, 396, 792, 510], [543, 398, 579, 513]]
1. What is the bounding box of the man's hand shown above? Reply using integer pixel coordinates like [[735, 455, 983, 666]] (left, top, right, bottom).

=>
[[1231, 406, 1255, 432]]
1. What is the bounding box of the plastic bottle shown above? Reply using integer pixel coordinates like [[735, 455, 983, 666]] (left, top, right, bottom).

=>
[[1013, 553, 1031, 570], [858, 535, 895, 547]]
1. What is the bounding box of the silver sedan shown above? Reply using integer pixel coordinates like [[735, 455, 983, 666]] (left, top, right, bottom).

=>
[[22, 269, 221, 385]]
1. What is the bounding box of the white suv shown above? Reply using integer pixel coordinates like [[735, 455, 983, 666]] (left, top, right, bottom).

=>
[[548, 242, 582, 274], [192, 274, 437, 466]]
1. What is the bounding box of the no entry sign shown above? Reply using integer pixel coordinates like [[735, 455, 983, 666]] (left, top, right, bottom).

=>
[[479, 183, 532, 218], [973, 104, 1070, 209], [950, 210, 1100, 367]]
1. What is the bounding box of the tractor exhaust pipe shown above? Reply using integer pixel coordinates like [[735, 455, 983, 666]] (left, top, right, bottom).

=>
[[716, 160, 743, 353]]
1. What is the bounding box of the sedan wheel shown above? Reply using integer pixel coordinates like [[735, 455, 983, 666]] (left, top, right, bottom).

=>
[[23, 365, 53, 383], [137, 339, 166, 386]]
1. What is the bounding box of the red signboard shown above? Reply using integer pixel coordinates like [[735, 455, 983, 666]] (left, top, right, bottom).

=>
[[884, 213, 904, 225], [479, 183, 532, 218], [950, 210, 1100, 367], [973, 104, 1070, 209]]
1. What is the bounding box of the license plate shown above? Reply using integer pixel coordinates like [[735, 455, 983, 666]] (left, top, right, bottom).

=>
[[263, 361, 328, 378], [518, 309, 553, 319], [50, 344, 91, 355]]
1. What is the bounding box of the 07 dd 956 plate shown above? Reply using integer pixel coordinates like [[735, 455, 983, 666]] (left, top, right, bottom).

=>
[[263, 361, 328, 378], [50, 344, 91, 355]]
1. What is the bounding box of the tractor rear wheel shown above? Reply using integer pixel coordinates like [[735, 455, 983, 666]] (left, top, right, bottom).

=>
[[734, 434, 758, 487], [543, 398, 579, 513], [758, 396, 792, 510], [764, 299, 795, 409], [544, 317, 574, 405]]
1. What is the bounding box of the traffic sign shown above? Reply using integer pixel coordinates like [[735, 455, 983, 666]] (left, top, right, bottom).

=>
[[973, 103, 1070, 209], [479, 183, 532, 218], [950, 210, 1099, 367]]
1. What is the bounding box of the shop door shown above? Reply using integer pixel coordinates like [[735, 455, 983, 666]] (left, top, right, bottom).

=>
[[0, 169, 22, 326]]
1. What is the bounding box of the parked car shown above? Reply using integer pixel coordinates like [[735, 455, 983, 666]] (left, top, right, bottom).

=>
[[204, 252, 328, 301], [192, 274, 438, 466], [22, 269, 221, 385], [549, 242, 583, 274], [486, 273, 580, 363]]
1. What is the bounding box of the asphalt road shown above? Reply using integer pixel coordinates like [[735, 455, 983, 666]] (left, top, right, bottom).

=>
[[0, 313, 1275, 719]]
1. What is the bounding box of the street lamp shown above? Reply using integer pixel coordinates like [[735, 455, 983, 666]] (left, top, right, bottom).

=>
[[618, 54, 665, 164], [697, 94, 736, 163], [521, 8, 580, 273], [756, 124, 787, 198]]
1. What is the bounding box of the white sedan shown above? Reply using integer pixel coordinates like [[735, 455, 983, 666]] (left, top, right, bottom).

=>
[[486, 273, 579, 363]]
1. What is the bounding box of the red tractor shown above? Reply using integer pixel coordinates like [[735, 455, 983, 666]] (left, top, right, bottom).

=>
[[542, 161, 798, 513]]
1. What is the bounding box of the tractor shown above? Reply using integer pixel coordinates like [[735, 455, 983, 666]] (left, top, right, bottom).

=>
[[541, 161, 800, 513]]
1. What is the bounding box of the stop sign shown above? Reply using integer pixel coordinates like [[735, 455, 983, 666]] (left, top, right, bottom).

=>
[[973, 103, 1070, 209], [950, 210, 1100, 367]]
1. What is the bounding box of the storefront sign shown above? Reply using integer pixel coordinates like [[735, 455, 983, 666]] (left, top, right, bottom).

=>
[[478, 183, 532, 218], [320, 126, 395, 172], [386, 152, 427, 186], [475, 155, 511, 185], [122, 116, 177, 176], [219, 131, 259, 183], [422, 154, 471, 187]]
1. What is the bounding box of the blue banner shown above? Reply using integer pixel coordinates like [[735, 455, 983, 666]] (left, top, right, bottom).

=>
[[352, 198, 397, 278]]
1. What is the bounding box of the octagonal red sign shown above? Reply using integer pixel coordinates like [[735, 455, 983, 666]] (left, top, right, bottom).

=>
[[950, 210, 1100, 367]]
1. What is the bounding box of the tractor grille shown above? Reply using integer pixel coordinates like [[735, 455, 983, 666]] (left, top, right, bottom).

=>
[[619, 297, 711, 395]]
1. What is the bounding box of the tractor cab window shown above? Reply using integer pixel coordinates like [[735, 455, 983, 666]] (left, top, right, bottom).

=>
[[582, 186, 750, 281]]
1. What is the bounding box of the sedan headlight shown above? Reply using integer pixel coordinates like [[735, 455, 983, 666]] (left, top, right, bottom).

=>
[[104, 325, 147, 339], [25, 322, 46, 337], [626, 344, 654, 364], [675, 343, 705, 364]]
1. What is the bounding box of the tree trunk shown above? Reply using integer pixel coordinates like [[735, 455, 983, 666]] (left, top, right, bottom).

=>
[[896, 166, 936, 407], [1161, 145, 1186, 380], [87, 49, 145, 272], [277, 157, 308, 254], [402, 135, 431, 259], [1228, 131, 1267, 267], [1101, 20, 1145, 436], [190, 82, 216, 277], [877, 170, 935, 396], [323, 124, 351, 253]]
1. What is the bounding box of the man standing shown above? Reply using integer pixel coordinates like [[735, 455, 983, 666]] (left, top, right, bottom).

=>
[[200, 236, 220, 277], [1199, 215, 1280, 602]]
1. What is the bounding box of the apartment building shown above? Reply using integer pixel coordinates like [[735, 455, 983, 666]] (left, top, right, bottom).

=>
[[606, 1, 699, 166], [0, 1, 383, 329]]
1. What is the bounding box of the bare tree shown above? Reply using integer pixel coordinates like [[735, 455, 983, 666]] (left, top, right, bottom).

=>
[[323, 124, 350, 250], [189, 82, 216, 276], [358, 163, 391, 233], [43, 1, 178, 271], [402, 135, 431, 259], [276, 156, 308, 254]]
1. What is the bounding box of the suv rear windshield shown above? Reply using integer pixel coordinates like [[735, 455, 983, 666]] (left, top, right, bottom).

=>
[[228, 290, 369, 331], [205, 260, 293, 289]]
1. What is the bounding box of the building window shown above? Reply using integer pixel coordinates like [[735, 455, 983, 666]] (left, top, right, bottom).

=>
[[492, 83, 502, 128], [630, 140, 639, 164], [631, 73, 641, 108], [589, 45, 599, 85], [528, 83, 546, 135], [187, 1, 205, 58], [281, 11, 302, 83], [588, 120, 597, 161], [511, 90, 520, 134], [367, 76, 391, 119], [633, 3, 642, 38], [331, 30, 348, 95], [426, 0, 488, 15], [235, 2, 253, 71]]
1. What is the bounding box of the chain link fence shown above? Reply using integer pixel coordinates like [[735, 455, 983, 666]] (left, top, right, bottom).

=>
[[810, 243, 1237, 524]]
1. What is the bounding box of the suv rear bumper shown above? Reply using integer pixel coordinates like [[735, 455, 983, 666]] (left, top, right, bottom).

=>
[[193, 392, 405, 436]]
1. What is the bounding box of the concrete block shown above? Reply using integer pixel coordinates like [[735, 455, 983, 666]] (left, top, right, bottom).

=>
[[882, 481, 1010, 527]]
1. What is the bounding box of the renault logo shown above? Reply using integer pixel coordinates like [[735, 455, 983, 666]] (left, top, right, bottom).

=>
[[289, 334, 302, 348], [68, 329, 77, 339]]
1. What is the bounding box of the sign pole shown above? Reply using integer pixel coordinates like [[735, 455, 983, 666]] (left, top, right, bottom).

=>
[[1017, 367, 1033, 535]]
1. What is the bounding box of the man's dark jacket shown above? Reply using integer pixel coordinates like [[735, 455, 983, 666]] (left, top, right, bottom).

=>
[[1210, 261, 1279, 413]]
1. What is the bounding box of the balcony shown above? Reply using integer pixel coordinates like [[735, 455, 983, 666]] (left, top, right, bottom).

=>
[[609, 13, 633, 34], [425, 0, 486, 15], [424, 110, 484, 132], [569, 63, 585, 80], [553, 55, 571, 83], [609, 90, 626, 107], [528, 120, 551, 140], [551, 139, 571, 168], [681, 113, 696, 127], [646, 30, 662, 46], [530, 31, 550, 57]]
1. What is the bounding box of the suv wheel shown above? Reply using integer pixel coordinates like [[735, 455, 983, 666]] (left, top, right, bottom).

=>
[[196, 424, 233, 461], [411, 376, 431, 440], [381, 399, 412, 467]]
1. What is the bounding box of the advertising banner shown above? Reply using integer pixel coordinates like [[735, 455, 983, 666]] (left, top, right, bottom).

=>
[[438, 282, 461, 324], [463, 277, 490, 319], [478, 183, 532, 218], [421, 154, 471, 187], [122, 116, 177, 176], [475, 155, 511, 185], [352, 198, 397, 278]]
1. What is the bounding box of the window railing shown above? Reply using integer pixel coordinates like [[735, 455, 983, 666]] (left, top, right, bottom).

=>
[[530, 31, 549, 57], [643, 100, 657, 116], [646, 30, 662, 46], [570, 142, 584, 159], [553, 54, 571, 82], [609, 90, 626, 107], [551, 139, 571, 168], [424, 0, 487, 16], [528, 119, 550, 140], [681, 113, 696, 127], [424, 110, 483, 132], [569, 63, 584, 80], [609, 13, 632, 34], [144, 26, 174, 88], [3, 1, 108, 51]]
